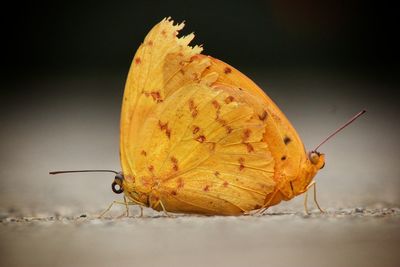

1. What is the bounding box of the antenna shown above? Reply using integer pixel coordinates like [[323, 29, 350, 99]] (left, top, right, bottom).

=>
[[49, 169, 119, 175], [313, 109, 366, 151]]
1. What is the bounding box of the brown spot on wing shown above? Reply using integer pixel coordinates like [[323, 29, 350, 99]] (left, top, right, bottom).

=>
[[245, 143, 254, 153], [225, 126, 233, 134], [171, 156, 178, 164], [225, 96, 235, 104], [258, 110, 268, 121], [159, 120, 167, 130], [238, 157, 245, 171], [224, 67, 232, 74], [192, 126, 200, 134], [212, 100, 220, 110], [195, 135, 206, 143], [158, 120, 171, 139], [212, 100, 222, 119], [189, 99, 198, 118], [171, 190, 177, 196], [148, 165, 154, 173], [223, 181, 229, 187], [281, 155, 287, 161], [150, 91, 163, 103], [171, 156, 179, 171], [214, 171, 220, 177], [141, 150, 147, 156], [135, 57, 141, 64], [243, 129, 252, 141], [147, 40, 153, 46], [284, 136, 291, 145], [203, 185, 210, 192], [189, 99, 195, 109]]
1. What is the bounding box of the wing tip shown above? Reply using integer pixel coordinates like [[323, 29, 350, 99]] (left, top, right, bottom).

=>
[[159, 17, 203, 54]]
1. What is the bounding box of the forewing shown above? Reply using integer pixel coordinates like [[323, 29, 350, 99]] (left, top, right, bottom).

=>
[[120, 18, 207, 177]]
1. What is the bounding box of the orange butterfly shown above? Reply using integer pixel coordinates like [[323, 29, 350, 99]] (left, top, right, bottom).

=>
[[118, 17, 327, 216], [51, 18, 365, 216]]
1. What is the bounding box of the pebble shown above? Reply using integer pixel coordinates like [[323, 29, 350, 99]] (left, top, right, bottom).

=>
[[355, 207, 364, 213]]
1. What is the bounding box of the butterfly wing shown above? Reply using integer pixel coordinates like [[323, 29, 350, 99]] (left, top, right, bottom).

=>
[[120, 18, 204, 179], [200, 56, 307, 199], [134, 83, 275, 215], [120, 18, 304, 213]]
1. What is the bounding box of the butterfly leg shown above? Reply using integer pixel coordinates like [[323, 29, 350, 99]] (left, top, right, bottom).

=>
[[151, 198, 172, 217], [159, 200, 172, 217], [252, 190, 279, 216], [98, 198, 145, 218], [304, 181, 325, 215], [139, 206, 144, 217], [149, 191, 173, 217], [98, 200, 125, 218], [117, 196, 130, 218]]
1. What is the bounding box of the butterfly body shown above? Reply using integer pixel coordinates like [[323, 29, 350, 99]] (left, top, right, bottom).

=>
[[119, 18, 325, 215]]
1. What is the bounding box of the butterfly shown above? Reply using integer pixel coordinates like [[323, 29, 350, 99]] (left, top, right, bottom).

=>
[[115, 17, 330, 216], [51, 17, 364, 216]]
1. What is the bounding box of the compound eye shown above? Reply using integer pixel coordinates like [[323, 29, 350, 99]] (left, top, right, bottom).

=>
[[112, 173, 124, 194], [309, 152, 320, 165], [112, 180, 124, 194]]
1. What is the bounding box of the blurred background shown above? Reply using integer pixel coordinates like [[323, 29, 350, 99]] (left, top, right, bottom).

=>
[[1, 0, 399, 215]]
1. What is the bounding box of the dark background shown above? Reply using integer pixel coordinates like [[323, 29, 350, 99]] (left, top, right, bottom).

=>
[[5, 1, 398, 78], [1, 1, 399, 213]]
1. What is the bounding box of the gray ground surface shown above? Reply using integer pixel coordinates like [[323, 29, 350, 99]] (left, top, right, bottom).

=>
[[2, 74, 399, 266], [1, 207, 399, 267]]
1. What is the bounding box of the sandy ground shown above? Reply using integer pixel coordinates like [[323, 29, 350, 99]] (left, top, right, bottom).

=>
[[1, 207, 399, 267]]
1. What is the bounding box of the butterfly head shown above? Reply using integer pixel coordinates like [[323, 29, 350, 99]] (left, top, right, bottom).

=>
[[111, 172, 125, 194], [113, 172, 149, 206], [290, 151, 325, 196], [308, 151, 325, 170]]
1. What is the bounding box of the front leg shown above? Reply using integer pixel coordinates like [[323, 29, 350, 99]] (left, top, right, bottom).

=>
[[98, 197, 146, 218], [304, 181, 325, 215]]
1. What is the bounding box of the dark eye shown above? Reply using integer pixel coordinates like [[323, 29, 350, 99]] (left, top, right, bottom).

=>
[[112, 173, 124, 194], [112, 180, 124, 194], [309, 152, 319, 164]]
